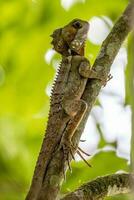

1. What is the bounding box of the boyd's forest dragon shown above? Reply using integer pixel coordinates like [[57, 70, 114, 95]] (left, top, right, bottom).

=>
[[26, 19, 111, 200], [51, 19, 112, 168]]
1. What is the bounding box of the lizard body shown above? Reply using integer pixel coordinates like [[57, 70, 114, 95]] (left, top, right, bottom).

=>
[[26, 56, 71, 200], [26, 19, 106, 200]]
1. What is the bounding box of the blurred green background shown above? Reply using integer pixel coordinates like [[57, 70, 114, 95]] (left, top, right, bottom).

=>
[[0, 0, 132, 199]]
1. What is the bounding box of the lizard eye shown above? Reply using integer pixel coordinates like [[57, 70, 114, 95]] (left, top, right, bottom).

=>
[[72, 21, 82, 29]]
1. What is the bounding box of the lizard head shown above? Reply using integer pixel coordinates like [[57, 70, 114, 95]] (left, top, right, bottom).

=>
[[51, 19, 89, 56]]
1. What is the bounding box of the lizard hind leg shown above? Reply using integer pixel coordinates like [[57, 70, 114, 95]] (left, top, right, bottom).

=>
[[60, 99, 91, 176]]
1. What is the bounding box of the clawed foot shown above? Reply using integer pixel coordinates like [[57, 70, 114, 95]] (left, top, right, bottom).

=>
[[107, 74, 113, 83], [60, 141, 91, 179], [102, 74, 113, 87]]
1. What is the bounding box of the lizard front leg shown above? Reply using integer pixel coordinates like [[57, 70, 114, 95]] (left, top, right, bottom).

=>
[[79, 58, 112, 85]]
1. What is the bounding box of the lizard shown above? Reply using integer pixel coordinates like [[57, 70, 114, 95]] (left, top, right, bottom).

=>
[[25, 19, 111, 200], [51, 19, 112, 170]]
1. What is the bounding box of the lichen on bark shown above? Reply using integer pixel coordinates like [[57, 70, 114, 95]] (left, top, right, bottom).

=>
[[61, 173, 134, 200]]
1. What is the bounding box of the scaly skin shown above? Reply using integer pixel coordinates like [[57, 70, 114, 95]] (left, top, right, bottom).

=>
[[51, 19, 112, 168], [26, 57, 72, 200], [26, 19, 89, 200], [26, 19, 106, 200]]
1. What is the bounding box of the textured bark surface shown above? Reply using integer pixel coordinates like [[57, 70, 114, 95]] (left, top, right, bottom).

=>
[[127, 34, 134, 200], [129, 35, 134, 172], [61, 173, 134, 200], [26, 1, 134, 200]]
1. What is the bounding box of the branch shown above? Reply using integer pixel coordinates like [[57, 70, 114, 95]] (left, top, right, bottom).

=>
[[28, 2, 134, 200], [61, 173, 134, 200], [125, 30, 134, 200], [129, 34, 134, 172]]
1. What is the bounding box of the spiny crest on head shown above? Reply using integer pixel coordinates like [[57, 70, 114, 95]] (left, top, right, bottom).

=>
[[50, 28, 61, 46], [50, 28, 69, 56]]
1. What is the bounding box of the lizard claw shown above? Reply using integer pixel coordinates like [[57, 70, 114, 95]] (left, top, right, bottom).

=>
[[80, 139, 86, 142], [76, 150, 92, 167], [103, 73, 113, 87], [71, 145, 91, 167], [107, 74, 113, 82], [77, 146, 90, 156]]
